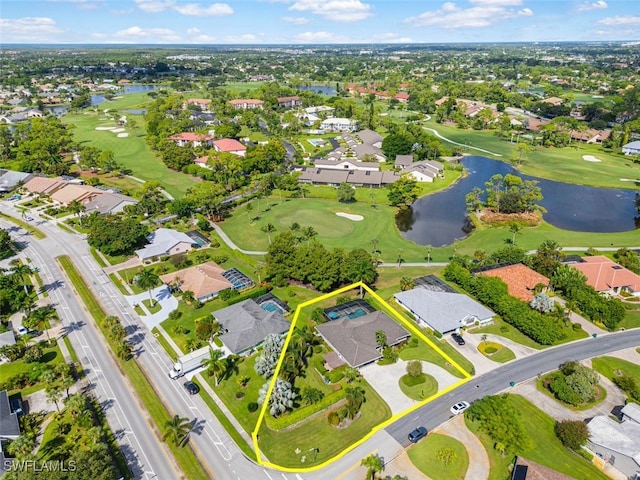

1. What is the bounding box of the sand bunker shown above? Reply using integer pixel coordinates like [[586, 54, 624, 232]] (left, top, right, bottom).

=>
[[336, 212, 364, 221], [117, 133, 129, 138], [583, 155, 602, 162], [620, 178, 639, 182], [112, 128, 125, 133], [95, 126, 116, 131]]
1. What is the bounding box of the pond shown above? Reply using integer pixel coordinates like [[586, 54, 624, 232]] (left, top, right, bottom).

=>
[[91, 84, 157, 106], [396, 155, 639, 247], [297, 85, 336, 96]]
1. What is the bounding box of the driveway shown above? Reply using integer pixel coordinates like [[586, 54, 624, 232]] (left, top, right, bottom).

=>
[[360, 360, 460, 415], [466, 331, 539, 361], [435, 414, 490, 480], [123, 285, 178, 330]]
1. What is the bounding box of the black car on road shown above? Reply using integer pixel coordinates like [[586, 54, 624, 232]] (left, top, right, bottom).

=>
[[408, 426, 428, 443], [183, 381, 200, 395]]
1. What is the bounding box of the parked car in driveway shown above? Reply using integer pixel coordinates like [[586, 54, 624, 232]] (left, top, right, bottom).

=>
[[451, 333, 465, 345], [17, 326, 28, 336], [408, 426, 428, 443], [450, 401, 470, 415]]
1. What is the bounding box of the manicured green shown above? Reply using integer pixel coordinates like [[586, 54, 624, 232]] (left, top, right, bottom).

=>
[[423, 118, 640, 190], [408, 433, 469, 480], [466, 394, 610, 480], [592, 356, 640, 385], [63, 336, 79, 364], [90, 247, 108, 268], [477, 341, 516, 363], [257, 380, 391, 467], [399, 373, 438, 401], [151, 327, 179, 361], [621, 308, 640, 330], [63, 110, 196, 198], [143, 298, 162, 314], [57, 256, 210, 479]]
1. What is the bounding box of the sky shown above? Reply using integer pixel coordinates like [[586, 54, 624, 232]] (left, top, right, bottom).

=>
[[1, 0, 640, 44]]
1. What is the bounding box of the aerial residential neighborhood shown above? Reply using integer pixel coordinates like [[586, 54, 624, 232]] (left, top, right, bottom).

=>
[[1, 1, 640, 479]]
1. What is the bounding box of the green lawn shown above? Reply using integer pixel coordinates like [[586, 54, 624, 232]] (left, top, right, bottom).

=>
[[422, 119, 640, 190], [398, 336, 471, 378], [592, 356, 640, 385], [621, 307, 640, 330], [477, 341, 516, 363], [257, 379, 391, 467], [465, 394, 610, 480], [63, 110, 196, 198], [399, 373, 438, 401], [3, 345, 65, 394], [472, 316, 544, 350], [408, 433, 469, 480]]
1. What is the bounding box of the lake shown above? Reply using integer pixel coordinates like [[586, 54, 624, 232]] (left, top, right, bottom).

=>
[[91, 84, 157, 106], [297, 85, 336, 96], [396, 155, 639, 247]]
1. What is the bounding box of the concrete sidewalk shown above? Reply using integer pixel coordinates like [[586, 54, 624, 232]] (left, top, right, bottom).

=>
[[123, 285, 178, 330]]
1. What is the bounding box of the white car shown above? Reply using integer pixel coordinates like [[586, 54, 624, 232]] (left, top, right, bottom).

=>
[[450, 401, 470, 415], [17, 326, 28, 336]]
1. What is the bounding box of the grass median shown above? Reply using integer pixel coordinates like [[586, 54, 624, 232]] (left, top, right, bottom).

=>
[[56, 255, 210, 480], [0, 212, 46, 239]]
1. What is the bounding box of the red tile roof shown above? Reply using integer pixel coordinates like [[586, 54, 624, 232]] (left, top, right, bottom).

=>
[[168, 132, 213, 142], [478, 264, 549, 302], [571, 256, 640, 293], [186, 98, 211, 105], [213, 138, 246, 152]]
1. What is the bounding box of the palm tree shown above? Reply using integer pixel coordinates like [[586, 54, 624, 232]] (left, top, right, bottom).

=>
[[10, 259, 33, 295], [46, 385, 63, 412], [27, 306, 56, 342], [261, 223, 276, 245], [360, 453, 384, 480], [509, 223, 521, 245], [399, 276, 414, 291], [102, 315, 120, 330], [181, 290, 195, 306], [425, 245, 432, 265], [116, 340, 133, 361], [202, 348, 225, 386], [135, 269, 161, 307], [162, 415, 192, 446], [375, 330, 387, 350], [7, 435, 35, 459], [68, 199, 86, 225], [64, 393, 88, 419], [185, 338, 201, 352], [301, 226, 317, 244]]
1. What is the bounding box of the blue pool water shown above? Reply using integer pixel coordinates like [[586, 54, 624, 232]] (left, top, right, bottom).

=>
[[261, 301, 285, 314]]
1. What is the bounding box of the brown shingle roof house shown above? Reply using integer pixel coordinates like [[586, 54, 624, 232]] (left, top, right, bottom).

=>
[[316, 311, 410, 368], [478, 264, 550, 302], [570, 256, 640, 296], [160, 261, 233, 302], [23, 176, 68, 195]]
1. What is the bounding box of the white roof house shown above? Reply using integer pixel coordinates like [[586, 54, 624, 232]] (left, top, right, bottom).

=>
[[320, 117, 358, 133], [622, 141, 640, 156], [394, 288, 494, 334], [587, 414, 640, 478], [135, 228, 195, 262]]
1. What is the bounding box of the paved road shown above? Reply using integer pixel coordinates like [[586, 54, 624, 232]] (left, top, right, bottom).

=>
[[1, 216, 180, 480], [385, 328, 640, 445]]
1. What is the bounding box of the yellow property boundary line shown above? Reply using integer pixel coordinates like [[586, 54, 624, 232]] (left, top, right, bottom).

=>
[[251, 281, 472, 472]]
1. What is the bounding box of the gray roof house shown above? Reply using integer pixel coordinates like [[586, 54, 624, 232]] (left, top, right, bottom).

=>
[[405, 160, 444, 183], [0, 390, 20, 440], [353, 143, 386, 162], [296, 167, 399, 188], [395, 154, 414, 169], [83, 191, 138, 215], [394, 288, 494, 334], [135, 228, 196, 262], [0, 170, 32, 193], [587, 412, 640, 478], [622, 141, 640, 156], [213, 299, 290, 355], [355, 129, 383, 147], [315, 311, 410, 368]]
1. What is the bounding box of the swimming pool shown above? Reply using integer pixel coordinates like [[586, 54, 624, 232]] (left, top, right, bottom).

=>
[[261, 301, 285, 314]]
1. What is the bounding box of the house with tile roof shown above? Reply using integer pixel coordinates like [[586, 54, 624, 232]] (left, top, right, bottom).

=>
[[168, 132, 214, 147], [394, 288, 494, 334], [51, 184, 102, 206], [160, 261, 233, 302], [477, 264, 550, 302], [82, 191, 138, 215], [315, 311, 410, 368], [135, 228, 196, 262], [570, 256, 640, 297], [22, 176, 68, 196], [229, 99, 264, 110], [213, 138, 247, 157], [212, 299, 290, 355], [185, 98, 212, 111], [277, 96, 302, 108]]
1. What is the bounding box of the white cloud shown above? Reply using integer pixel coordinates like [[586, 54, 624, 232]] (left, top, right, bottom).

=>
[[405, 1, 533, 29], [186, 28, 217, 42], [225, 33, 260, 43], [577, 1, 607, 12], [114, 26, 182, 42], [0, 17, 65, 42], [135, 0, 232, 16], [597, 15, 640, 26], [173, 3, 233, 16], [281, 16, 309, 24], [289, 0, 373, 22]]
